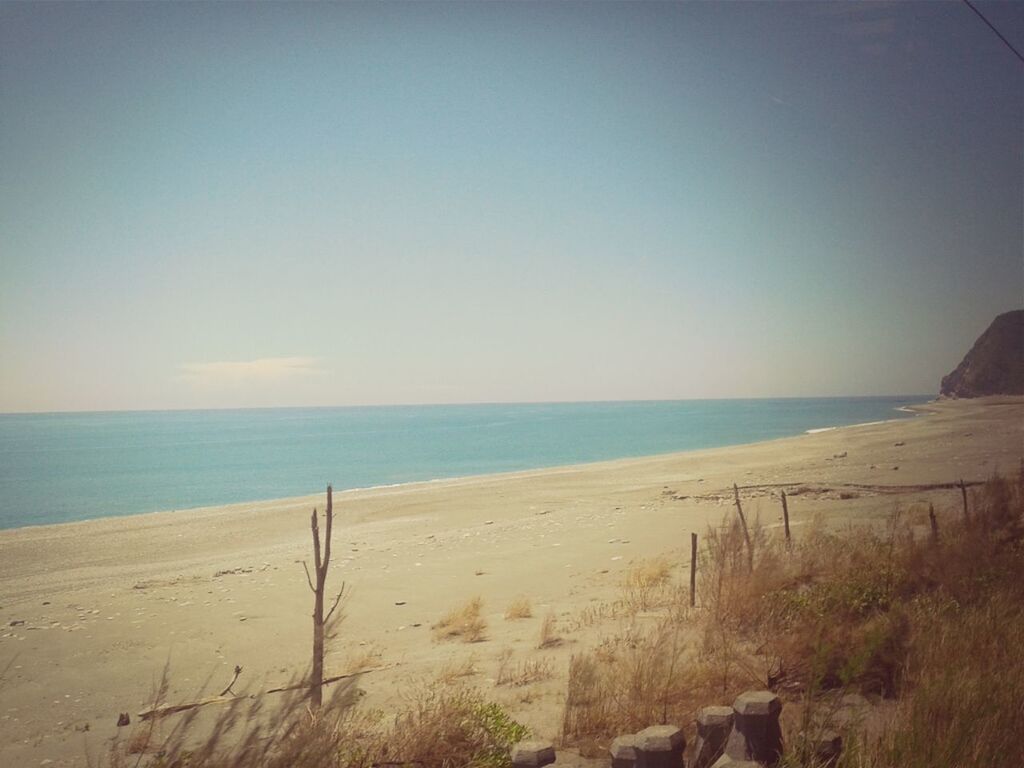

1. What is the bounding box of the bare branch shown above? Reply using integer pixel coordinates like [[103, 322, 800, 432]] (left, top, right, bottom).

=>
[[218, 665, 243, 697], [322, 484, 333, 575], [325, 581, 346, 623], [311, 507, 322, 578], [302, 561, 316, 593]]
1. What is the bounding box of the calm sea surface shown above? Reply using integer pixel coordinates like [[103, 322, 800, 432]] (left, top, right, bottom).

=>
[[0, 397, 927, 529]]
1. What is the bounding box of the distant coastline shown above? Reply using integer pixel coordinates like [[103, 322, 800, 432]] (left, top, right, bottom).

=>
[[0, 396, 930, 530]]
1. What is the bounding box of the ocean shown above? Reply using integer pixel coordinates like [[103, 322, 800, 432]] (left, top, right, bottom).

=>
[[0, 397, 927, 530]]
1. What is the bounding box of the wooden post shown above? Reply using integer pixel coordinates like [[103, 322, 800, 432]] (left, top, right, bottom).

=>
[[959, 479, 969, 524], [690, 532, 698, 607], [781, 491, 791, 547], [928, 503, 939, 544], [733, 484, 754, 574]]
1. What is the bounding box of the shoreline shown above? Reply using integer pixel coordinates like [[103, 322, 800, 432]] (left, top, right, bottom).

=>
[[0, 400, 932, 535]]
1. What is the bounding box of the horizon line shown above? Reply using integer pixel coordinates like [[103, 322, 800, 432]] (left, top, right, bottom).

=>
[[0, 392, 937, 418]]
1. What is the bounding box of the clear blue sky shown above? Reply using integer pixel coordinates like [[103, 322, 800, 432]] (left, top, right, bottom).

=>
[[1, 1, 1021, 412]]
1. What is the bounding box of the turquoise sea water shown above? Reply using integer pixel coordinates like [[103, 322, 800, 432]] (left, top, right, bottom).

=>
[[0, 397, 927, 530]]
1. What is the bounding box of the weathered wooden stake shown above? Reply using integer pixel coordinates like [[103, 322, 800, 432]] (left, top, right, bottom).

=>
[[781, 490, 791, 546], [733, 483, 754, 574], [959, 479, 969, 524], [303, 484, 345, 710], [690, 532, 698, 607], [928, 503, 939, 544]]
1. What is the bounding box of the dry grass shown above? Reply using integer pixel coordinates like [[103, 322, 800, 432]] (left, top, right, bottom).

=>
[[435, 654, 479, 685], [504, 596, 533, 620], [433, 596, 488, 643], [561, 618, 698, 742], [537, 611, 562, 649], [620, 557, 674, 612], [495, 649, 554, 687], [108, 673, 529, 768], [563, 471, 1024, 766], [342, 645, 382, 674]]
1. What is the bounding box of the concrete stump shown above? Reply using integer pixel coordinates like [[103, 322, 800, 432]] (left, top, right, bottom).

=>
[[511, 740, 556, 768], [693, 706, 734, 768], [635, 724, 685, 768], [723, 691, 783, 766], [610, 734, 639, 768], [710, 757, 760, 768]]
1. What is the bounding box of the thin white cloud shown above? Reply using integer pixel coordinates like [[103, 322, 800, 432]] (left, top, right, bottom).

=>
[[178, 356, 324, 384]]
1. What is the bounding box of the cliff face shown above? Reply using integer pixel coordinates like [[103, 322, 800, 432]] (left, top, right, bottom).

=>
[[940, 310, 1024, 398]]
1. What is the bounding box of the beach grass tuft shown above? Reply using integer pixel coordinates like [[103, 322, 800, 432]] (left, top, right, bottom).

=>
[[433, 596, 488, 643]]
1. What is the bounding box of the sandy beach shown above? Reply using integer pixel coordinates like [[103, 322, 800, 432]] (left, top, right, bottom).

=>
[[1, 397, 1021, 767]]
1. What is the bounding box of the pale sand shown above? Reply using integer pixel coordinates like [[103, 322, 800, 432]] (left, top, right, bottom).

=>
[[1, 398, 1021, 767]]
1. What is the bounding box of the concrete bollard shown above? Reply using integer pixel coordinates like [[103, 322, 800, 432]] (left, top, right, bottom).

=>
[[635, 724, 685, 768], [722, 691, 783, 766], [812, 730, 843, 767], [511, 740, 556, 768], [710, 757, 760, 768], [692, 706, 734, 768], [610, 734, 639, 768]]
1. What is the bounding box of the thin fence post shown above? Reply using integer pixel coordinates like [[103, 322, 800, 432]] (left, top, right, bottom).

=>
[[690, 532, 698, 607], [781, 490, 791, 547], [959, 478, 969, 524], [929, 502, 939, 544], [733, 483, 754, 574]]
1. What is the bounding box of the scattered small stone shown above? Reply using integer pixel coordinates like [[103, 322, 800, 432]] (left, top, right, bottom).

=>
[[9, 620, 24, 627], [117, 712, 131, 727], [394, 601, 406, 606], [484, 520, 494, 525], [894, 441, 905, 447], [42, 601, 50, 606], [892, 466, 899, 470]]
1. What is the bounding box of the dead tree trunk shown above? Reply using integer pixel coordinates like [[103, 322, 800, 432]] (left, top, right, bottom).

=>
[[304, 484, 345, 710]]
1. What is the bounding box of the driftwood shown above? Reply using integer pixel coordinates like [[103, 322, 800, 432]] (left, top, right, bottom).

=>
[[137, 665, 386, 721], [265, 666, 385, 694], [728, 480, 983, 495]]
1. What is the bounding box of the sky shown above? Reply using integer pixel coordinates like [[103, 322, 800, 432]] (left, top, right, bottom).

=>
[[1, 1, 1021, 413]]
